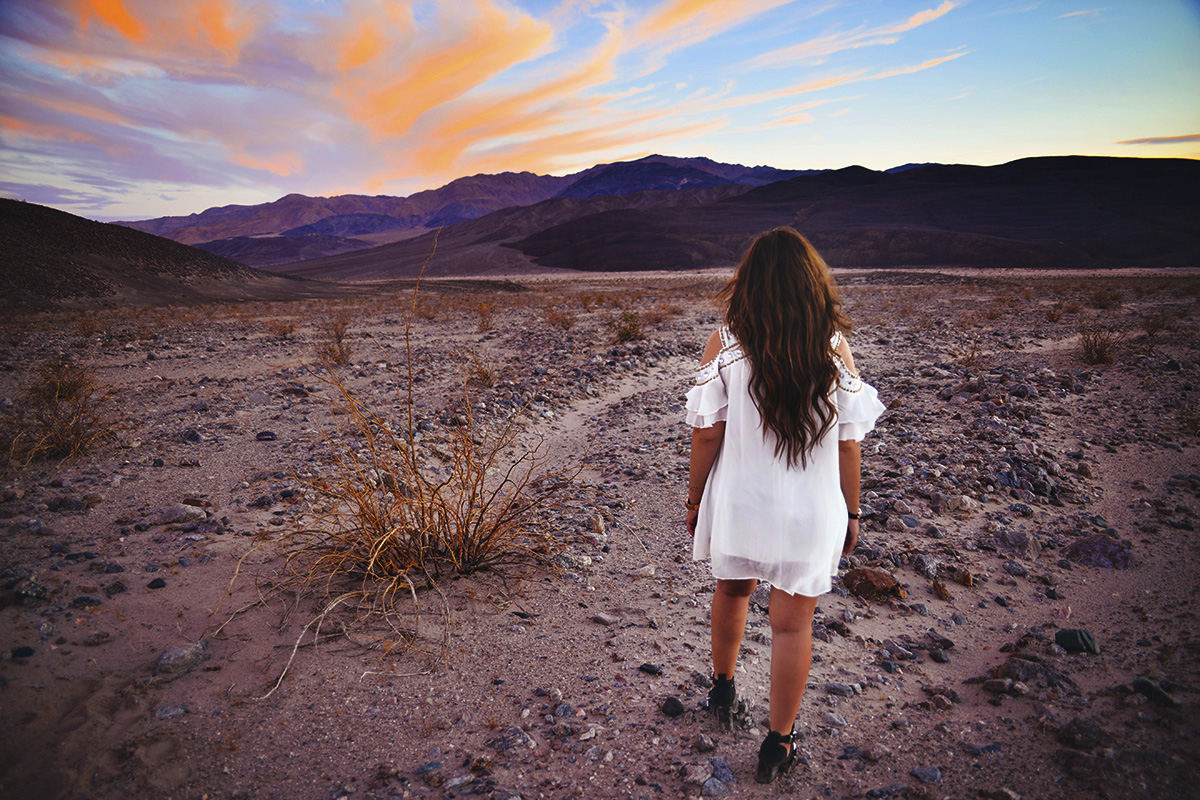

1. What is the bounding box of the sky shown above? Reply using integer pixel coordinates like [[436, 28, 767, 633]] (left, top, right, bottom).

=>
[[1, 1, 1197, 221]]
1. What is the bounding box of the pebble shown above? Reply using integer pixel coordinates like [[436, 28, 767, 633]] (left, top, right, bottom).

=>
[[11, 646, 35, 659], [155, 641, 210, 675], [929, 647, 950, 663], [638, 663, 663, 676], [826, 682, 856, 697], [147, 578, 167, 590], [1055, 628, 1100, 655], [154, 703, 190, 720], [592, 612, 619, 626], [256, 431, 278, 441], [661, 696, 686, 717], [701, 778, 728, 796], [911, 766, 942, 783], [824, 712, 848, 727], [1132, 676, 1180, 707]]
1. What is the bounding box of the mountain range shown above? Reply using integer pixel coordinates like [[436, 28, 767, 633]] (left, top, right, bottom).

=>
[[118, 155, 810, 265], [272, 155, 1200, 279]]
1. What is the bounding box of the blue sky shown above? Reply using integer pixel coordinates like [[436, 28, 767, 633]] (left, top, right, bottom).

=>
[[1, 0, 1197, 220]]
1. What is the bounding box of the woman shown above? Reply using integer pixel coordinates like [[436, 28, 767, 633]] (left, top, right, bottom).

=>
[[684, 227, 885, 784]]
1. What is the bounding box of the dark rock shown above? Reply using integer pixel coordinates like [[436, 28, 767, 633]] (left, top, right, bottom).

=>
[[416, 761, 442, 774], [911, 766, 941, 783], [639, 663, 664, 676], [147, 578, 167, 590], [255, 431, 277, 441], [72, 596, 101, 607], [1132, 677, 1180, 707], [1057, 717, 1113, 751], [154, 703, 190, 720], [11, 646, 35, 658], [926, 629, 955, 650], [661, 696, 686, 717], [181, 428, 201, 443], [488, 727, 538, 751], [930, 647, 950, 663], [1061, 535, 1130, 569], [104, 580, 127, 596], [1055, 629, 1100, 655]]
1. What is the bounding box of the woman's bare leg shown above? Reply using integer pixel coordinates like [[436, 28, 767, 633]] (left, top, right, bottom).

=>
[[767, 588, 819, 736], [711, 578, 756, 676]]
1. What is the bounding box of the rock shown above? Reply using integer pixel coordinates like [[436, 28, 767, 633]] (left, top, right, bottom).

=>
[[701, 778, 728, 796], [155, 641, 210, 675], [255, 431, 278, 441], [709, 757, 735, 784], [1055, 629, 1100, 655], [72, 596, 102, 608], [592, 612, 619, 626], [695, 734, 716, 752], [157, 504, 207, 525], [13, 576, 49, 600], [983, 678, 1014, 694], [661, 696, 686, 717], [912, 554, 940, 579], [11, 646, 35, 659], [991, 528, 1041, 560], [1061, 535, 1130, 569], [826, 682, 855, 697], [681, 763, 713, 785], [488, 727, 538, 752], [1056, 717, 1113, 751], [1132, 677, 1180, 707], [930, 647, 950, 663], [926, 629, 955, 650], [1002, 559, 1027, 577], [639, 663, 663, 676], [415, 760, 442, 774], [911, 766, 941, 783], [749, 582, 772, 612], [147, 578, 167, 590], [843, 568, 906, 601], [154, 703, 190, 720], [84, 631, 113, 647], [633, 564, 655, 578], [931, 694, 953, 711], [824, 712, 848, 727]]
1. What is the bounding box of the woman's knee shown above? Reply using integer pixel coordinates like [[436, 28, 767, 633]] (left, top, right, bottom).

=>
[[716, 578, 757, 599], [769, 591, 818, 633]]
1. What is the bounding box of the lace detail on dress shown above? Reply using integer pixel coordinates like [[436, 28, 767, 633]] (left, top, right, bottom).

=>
[[830, 330, 862, 393], [693, 327, 747, 386]]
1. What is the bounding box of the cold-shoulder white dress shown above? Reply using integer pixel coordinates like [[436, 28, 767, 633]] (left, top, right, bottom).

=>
[[685, 327, 886, 596]]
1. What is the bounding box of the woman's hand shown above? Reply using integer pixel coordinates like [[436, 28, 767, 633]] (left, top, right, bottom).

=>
[[842, 518, 860, 556], [686, 507, 699, 538]]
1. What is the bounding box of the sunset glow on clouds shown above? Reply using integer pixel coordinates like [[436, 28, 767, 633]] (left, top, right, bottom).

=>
[[1, 0, 1197, 219]]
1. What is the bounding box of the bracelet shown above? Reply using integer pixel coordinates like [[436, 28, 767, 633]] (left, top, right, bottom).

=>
[[847, 510, 861, 519], [684, 498, 701, 511]]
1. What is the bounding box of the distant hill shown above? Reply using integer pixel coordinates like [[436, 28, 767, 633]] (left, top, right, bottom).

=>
[[115, 155, 817, 265], [271, 156, 1200, 278], [0, 198, 311, 308]]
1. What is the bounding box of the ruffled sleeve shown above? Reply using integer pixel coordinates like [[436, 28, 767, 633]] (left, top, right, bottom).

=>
[[685, 358, 728, 428], [833, 348, 885, 440]]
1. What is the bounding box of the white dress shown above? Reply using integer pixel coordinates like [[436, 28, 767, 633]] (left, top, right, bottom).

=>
[[685, 327, 886, 596]]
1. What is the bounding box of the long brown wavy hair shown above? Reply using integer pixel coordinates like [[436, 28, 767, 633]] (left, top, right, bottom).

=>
[[718, 227, 850, 468]]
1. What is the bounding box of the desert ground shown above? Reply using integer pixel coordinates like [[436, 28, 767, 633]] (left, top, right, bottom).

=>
[[1, 269, 1198, 800]]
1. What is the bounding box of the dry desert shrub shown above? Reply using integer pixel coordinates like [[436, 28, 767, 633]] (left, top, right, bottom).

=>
[[1078, 323, 1126, 365], [265, 317, 298, 339], [475, 300, 496, 333], [1139, 310, 1173, 353], [316, 309, 353, 365], [641, 302, 682, 327], [75, 311, 104, 338], [1045, 300, 1082, 322], [1090, 287, 1124, 310], [545, 306, 575, 331], [1, 355, 113, 468], [466, 349, 497, 388], [608, 311, 645, 343]]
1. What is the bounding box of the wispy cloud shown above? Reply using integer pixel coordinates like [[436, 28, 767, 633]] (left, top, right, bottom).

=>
[[742, 1, 958, 69], [1117, 133, 1200, 145], [1057, 8, 1104, 20]]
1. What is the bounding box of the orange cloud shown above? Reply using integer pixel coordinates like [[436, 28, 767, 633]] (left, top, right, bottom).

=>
[[186, 0, 254, 60], [638, 0, 796, 49], [0, 114, 98, 143], [229, 148, 305, 176], [76, 0, 146, 42], [338, 2, 554, 139]]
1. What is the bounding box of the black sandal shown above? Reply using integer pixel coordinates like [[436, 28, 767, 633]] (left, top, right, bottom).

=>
[[706, 674, 736, 730], [755, 728, 797, 784]]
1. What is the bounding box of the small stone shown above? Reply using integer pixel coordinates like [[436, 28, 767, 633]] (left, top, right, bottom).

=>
[[1002, 560, 1027, 577], [824, 712, 847, 727], [11, 646, 35, 659], [931, 694, 953, 711], [1055, 629, 1100, 655], [911, 766, 941, 784], [154, 703, 190, 720], [695, 734, 716, 753], [661, 696, 686, 717], [926, 629, 955, 650], [1061, 535, 1130, 569], [155, 641, 210, 675], [633, 564, 655, 578], [158, 504, 207, 525], [709, 757, 734, 784], [72, 596, 102, 608], [639, 663, 663, 676], [255, 431, 277, 441], [592, 612, 619, 626], [930, 647, 950, 663], [415, 761, 442, 774], [681, 763, 714, 785], [84, 631, 114, 647], [700, 778, 728, 796], [983, 678, 1014, 695], [488, 727, 538, 752], [826, 682, 855, 697], [147, 578, 167, 590]]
